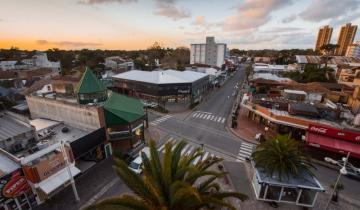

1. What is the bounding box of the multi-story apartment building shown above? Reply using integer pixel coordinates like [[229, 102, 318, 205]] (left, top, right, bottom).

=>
[[315, 25, 333, 51], [346, 41, 360, 58], [335, 23, 358, 56], [190, 37, 227, 67]]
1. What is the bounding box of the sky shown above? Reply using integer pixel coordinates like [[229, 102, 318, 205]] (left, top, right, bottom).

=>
[[0, 0, 359, 50]]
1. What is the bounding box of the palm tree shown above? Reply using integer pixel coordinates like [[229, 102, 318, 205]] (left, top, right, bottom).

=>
[[251, 134, 315, 180], [88, 140, 247, 210], [320, 44, 339, 68]]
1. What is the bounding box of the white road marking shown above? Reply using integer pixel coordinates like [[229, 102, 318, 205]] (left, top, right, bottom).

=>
[[202, 114, 209, 119], [217, 117, 222, 122], [206, 115, 211, 120], [221, 118, 226, 123]]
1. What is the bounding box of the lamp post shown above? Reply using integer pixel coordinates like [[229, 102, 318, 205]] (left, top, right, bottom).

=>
[[324, 152, 350, 210], [61, 141, 80, 202]]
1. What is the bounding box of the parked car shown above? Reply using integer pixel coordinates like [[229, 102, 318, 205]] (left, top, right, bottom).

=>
[[128, 147, 151, 174]]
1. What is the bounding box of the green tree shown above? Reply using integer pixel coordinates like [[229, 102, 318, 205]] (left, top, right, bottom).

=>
[[89, 140, 247, 210], [251, 134, 315, 180]]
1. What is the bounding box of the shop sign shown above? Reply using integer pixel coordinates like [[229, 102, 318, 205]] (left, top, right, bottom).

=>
[[178, 88, 190, 94], [308, 124, 360, 143], [35, 153, 67, 180], [0, 170, 31, 202]]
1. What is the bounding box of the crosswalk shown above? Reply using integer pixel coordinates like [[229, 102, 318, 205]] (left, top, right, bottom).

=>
[[236, 142, 255, 162], [191, 111, 226, 124], [150, 115, 172, 126], [158, 137, 220, 164]]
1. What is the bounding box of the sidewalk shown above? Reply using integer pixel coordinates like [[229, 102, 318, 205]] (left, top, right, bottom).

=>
[[229, 108, 262, 144]]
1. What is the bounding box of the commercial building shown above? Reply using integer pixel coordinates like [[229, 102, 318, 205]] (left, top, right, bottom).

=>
[[346, 41, 360, 58], [26, 68, 146, 154], [335, 23, 358, 56], [112, 69, 209, 104], [315, 25, 333, 51], [241, 77, 360, 160], [190, 37, 227, 67]]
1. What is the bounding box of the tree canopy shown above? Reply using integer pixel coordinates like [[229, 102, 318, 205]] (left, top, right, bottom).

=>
[[251, 134, 316, 180]]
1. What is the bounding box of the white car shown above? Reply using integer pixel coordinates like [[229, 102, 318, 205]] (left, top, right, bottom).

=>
[[128, 147, 151, 174], [128, 156, 143, 174]]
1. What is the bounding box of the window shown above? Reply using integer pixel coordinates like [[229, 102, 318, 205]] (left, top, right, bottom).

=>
[[280, 187, 299, 202]]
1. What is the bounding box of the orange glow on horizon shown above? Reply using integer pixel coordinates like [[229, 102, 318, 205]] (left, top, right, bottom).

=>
[[0, 36, 183, 51]]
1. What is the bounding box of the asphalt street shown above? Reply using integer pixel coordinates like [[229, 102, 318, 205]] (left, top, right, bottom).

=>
[[35, 65, 360, 209]]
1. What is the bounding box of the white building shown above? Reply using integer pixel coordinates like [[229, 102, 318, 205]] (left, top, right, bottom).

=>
[[346, 41, 360, 58], [190, 37, 227, 67], [0, 52, 60, 71], [252, 63, 299, 75], [105, 56, 134, 71]]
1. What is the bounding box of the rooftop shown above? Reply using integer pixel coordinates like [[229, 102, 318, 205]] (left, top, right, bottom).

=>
[[0, 150, 20, 177], [254, 163, 323, 191], [76, 68, 106, 94], [104, 91, 145, 125], [112, 69, 208, 84], [0, 112, 33, 141]]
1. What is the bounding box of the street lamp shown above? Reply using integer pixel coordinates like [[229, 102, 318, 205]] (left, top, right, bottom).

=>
[[61, 141, 80, 202], [324, 152, 350, 210]]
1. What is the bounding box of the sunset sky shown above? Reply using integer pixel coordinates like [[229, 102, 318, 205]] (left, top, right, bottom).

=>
[[0, 0, 359, 50]]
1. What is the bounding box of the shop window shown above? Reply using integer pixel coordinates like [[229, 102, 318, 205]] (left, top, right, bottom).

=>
[[298, 189, 316, 206], [280, 187, 299, 202], [265, 186, 282, 200]]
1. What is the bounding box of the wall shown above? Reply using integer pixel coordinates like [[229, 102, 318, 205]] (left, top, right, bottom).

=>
[[26, 95, 105, 130]]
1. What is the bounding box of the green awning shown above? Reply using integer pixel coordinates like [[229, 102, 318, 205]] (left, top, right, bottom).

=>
[[104, 91, 145, 126], [76, 68, 106, 94]]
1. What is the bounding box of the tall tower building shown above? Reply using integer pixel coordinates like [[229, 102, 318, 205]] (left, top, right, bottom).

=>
[[315, 25, 333, 51], [335, 23, 358, 56]]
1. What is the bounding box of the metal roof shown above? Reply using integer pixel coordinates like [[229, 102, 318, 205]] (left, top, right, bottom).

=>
[[253, 162, 324, 191], [112, 69, 208, 84], [104, 91, 145, 125], [76, 68, 106, 94], [0, 112, 33, 141], [0, 150, 20, 176]]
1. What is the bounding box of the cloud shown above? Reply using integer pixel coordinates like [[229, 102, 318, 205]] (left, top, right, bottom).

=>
[[260, 27, 304, 33], [282, 14, 297, 23], [300, 0, 360, 22], [222, 0, 293, 31], [153, 0, 191, 21], [329, 11, 360, 26], [36, 40, 102, 47], [78, 0, 137, 4], [191, 16, 219, 29]]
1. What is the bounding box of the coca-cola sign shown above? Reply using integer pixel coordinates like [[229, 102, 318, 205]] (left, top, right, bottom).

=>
[[309, 124, 360, 143]]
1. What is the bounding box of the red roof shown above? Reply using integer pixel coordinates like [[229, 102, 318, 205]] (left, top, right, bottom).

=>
[[306, 132, 360, 159]]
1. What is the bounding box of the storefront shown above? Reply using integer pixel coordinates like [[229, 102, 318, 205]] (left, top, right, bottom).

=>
[[112, 70, 210, 105], [306, 124, 360, 159], [0, 170, 37, 210]]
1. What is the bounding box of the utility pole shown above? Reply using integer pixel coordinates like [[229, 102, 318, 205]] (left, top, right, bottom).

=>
[[61, 141, 80, 202]]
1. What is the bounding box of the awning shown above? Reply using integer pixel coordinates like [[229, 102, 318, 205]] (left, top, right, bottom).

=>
[[306, 132, 360, 159], [37, 165, 81, 195]]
